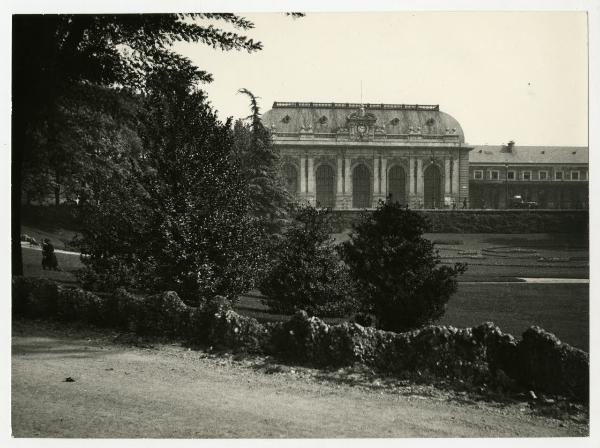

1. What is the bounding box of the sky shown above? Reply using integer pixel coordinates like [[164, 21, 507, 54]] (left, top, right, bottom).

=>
[[174, 11, 588, 147]]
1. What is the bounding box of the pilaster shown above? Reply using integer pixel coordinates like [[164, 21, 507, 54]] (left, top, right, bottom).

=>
[[306, 157, 315, 205], [452, 155, 460, 199]]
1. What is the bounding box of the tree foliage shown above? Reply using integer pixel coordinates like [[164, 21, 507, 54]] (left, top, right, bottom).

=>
[[234, 89, 291, 234], [12, 13, 264, 274], [76, 67, 268, 305], [260, 205, 359, 317], [341, 201, 467, 332]]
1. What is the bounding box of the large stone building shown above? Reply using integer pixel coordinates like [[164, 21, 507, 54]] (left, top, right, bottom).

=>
[[262, 102, 472, 209], [262, 101, 588, 210]]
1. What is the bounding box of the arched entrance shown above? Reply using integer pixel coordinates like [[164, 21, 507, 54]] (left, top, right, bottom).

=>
[[387, 165, 406, 205], [353, 164, 371, 209], [315, 164, 335, 208], [424, 164, 443, 208], [282, 163, 298, 195]]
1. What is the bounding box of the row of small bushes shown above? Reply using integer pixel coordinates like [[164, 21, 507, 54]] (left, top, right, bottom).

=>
[[12, 276, 588, 402], [330, 210, 588, 234]]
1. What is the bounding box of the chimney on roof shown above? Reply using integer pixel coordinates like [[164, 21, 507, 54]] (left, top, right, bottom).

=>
[[501, 140, 515, 153]]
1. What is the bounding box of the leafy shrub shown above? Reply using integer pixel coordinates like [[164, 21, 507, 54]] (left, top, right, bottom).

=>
[[56, 287, 107, 325], [187, 295, 269, 352], [473, 322, 520, 379], [269, 310, 333, 364], [260, 205, 359, 317], [12, 276, 59, 318], [77, 73, 269, 305], [517, 326, 588, 400], [76, 257, 140, 293], [206, 309, 269, 353], [139, 291, 192, 336], [341, 201, 466, 332]]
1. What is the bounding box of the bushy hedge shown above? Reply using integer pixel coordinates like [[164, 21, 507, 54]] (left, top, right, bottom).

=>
[[341, 202, 466, 332], [12, 276, 588, 401], [260, 205, 359, 317], [331, 209, 588, 234]]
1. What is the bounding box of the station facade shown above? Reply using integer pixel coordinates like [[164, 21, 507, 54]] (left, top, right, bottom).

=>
[[262, 102, 472, 210], [262, 102, 588, 210]]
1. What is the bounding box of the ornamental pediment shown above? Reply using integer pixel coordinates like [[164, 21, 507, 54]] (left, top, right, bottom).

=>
[[346, 105, 377, 124], [344, 105, 379, 141]]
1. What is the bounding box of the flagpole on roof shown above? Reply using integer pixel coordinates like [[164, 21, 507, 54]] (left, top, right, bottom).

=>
[[360, 80, 363, 105]]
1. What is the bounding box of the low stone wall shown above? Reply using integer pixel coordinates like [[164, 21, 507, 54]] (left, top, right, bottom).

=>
[[12, 276, 588, 402], [331, 209, 589, 234]]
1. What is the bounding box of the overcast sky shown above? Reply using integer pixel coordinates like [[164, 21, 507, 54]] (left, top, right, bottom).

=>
[[174, 11, 588, 147]]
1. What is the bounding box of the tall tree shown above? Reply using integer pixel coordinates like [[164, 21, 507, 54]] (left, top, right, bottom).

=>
[[78, 65, 268, 304], [234, 89, 291, 234], [12, 13, 263, 275]]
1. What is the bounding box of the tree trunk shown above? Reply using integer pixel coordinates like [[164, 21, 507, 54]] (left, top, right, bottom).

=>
[[12, 111, 24, 276], [54, 172, 61, 206]]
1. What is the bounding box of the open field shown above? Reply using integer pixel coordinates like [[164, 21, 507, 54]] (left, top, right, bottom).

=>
[[21, 245, 82, 284], [11, 319, 587, 438], [440, 283, 588, 350]]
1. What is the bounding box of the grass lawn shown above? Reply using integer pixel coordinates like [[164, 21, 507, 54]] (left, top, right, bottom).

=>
[[21, 246, 82, 283], [236, 283, 588, 351], [441, 283, 588, 351]]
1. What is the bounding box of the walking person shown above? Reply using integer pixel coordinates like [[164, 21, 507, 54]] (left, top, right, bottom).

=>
[[41, 239, 60, 271]]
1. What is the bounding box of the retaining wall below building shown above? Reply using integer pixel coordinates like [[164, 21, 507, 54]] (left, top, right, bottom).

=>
[[331, 209, 589, 234]]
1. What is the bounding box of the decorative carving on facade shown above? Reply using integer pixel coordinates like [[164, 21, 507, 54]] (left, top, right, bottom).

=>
[[346, 105, 377, 141]]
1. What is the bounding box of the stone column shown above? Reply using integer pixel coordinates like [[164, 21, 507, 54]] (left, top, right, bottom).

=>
[[336, 156, 344, 209], [381, 158, 388, 199], [417, 158, 424, 202], [299, 156, 306, 193], [344, 158, 352, 195], [452, 156, 460, 199], [372, 156, 380, 208], [307, 157, 315, 205], [374, 157, 380, 191], [408, 156, 415, 207], [409, 157, 415, 195], [445, 158, 451, 195]]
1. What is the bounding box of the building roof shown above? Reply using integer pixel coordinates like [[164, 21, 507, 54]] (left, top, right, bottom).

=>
[[469, 145, 588, 165], [261, 102, 465, 143]]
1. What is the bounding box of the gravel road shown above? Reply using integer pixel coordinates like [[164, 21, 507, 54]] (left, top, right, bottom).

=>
[[11, 320, 588, 438]]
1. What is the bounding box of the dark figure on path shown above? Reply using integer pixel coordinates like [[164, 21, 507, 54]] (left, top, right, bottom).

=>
[[41, 239, 60, 271], [462, 198, 467, 209]]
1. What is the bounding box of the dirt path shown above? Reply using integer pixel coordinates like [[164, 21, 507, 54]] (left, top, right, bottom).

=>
[[11, 320, 587, 438]]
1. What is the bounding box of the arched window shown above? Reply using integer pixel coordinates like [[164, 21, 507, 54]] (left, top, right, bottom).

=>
[[424, 164, 443, 208], [282, 163, 298, 195], [352, 164, 371, 209], [316, 164, 335, 208], [388, 165, 406, 205]]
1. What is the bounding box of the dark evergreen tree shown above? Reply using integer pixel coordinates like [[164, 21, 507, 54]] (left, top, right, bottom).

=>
[[260, 205, 359, 317], [341, 201, 467, 332], [234, 89, 292, 234]]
